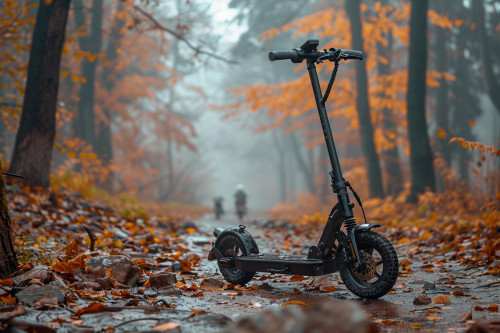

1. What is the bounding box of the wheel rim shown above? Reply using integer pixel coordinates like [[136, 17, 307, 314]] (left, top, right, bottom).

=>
[[220, 241, 245, 277], [348, 244, 385, 286]]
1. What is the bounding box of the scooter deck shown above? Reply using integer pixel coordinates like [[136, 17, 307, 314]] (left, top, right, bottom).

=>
[[227, 253, 337, 276]]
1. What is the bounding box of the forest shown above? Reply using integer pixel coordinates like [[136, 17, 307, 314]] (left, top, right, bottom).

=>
[[0, 0, 498, 332]]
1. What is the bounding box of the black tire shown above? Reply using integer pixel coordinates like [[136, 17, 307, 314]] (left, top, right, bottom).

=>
[[216, 234, 255, 285], [338, 231, 398, 299]]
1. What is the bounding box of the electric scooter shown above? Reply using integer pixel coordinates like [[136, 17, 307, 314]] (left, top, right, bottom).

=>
[[208, 40, 398, 299]]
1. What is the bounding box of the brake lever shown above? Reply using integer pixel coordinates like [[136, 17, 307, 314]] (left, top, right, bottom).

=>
[[316, 48, 341, 64]]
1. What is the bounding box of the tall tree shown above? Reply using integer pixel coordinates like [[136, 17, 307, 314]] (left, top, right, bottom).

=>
[[432, 0, 451, 191], [473, 0, 500, 116], [9, 0, 71, 188], [74, 0, 103, 151], [406, 0, 435, 202], [96, 0, 125, 169], [377, 28, 403, 195], [345, 0, 384, 198], [0, 162, 18, 278]]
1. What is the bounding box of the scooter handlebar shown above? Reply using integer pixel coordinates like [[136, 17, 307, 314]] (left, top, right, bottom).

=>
[[268, 49, 300, 62], [338, 49, 364, 60], [269, 45, 364, 63]]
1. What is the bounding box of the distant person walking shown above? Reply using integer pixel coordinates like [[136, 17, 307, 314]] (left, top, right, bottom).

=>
[[234, 184, 247, 220]]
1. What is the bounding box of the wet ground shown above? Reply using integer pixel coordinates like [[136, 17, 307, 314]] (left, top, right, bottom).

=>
[[6, 213, 500, 332], [184, 213, 500, 333]]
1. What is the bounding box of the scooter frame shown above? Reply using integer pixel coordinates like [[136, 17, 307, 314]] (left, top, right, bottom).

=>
[[209, 39, 383, 277]]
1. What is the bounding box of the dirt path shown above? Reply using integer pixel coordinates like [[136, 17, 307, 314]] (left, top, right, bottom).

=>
[[4, 213, 499, 332], [187, 213, 500, 333]]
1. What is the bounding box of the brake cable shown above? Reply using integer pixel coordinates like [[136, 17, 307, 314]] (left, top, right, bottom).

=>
[[317, 52, 368, 225]]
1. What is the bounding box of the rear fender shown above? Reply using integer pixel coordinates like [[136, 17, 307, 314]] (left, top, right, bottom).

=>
[[208, 226, 259, 261]]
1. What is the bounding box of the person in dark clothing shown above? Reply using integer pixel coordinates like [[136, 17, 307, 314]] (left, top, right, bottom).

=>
[[234, 184, 247, 220]]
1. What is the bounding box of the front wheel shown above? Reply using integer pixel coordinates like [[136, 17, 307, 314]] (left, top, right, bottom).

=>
[[338, 231, 398, 299]]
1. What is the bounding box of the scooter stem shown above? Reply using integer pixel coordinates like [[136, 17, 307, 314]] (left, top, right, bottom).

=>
[[306, 60, 353, 220]]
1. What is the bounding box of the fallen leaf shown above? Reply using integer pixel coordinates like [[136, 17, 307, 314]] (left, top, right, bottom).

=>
[[432, 296, 451, 304], [191, 308, 209, 315], [425, 315, 443, 320], [0, 306, 25, 320], [282, 301, 306, 306], [0, 293, 17, 304], [153, 322, 181, 331], [74, 302, 107, 315], [190, 291, 204, 297], [474, 306, 484, 311], [290, 275, 305, 282], [0, 279, 14, 286], [458, 310, 472, 323], [410, 323, 423, 328], [413, 295, 432, 305], [487, 305, 498, 312], [53, 253, 85, 273]]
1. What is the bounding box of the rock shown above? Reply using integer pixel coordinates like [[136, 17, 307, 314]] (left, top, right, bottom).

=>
[[75, 281, 102, 291], [172, 262, 182, 272], [413, 294, 432, 305], [255, 283, 273, 291], [226, 299, 378, 333], [200, 278, 224, 291], [13, 265, 51, 285], [423, 282, 436, 290], [150, 273, 177, 291], [86, 255, 140, 286], [16, 282, 67, 305], [192, 237, 210, 245]]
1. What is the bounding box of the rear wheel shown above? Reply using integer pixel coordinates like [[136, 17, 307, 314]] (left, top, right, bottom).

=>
[[338, 231, 398, 299], [216, 234, 255, 285]]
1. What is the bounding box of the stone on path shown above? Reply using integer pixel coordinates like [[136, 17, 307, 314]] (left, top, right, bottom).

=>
[[16, 281, 67, 305], [86, 255, 140, 286]]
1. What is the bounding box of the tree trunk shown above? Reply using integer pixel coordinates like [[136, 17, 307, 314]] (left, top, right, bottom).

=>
[[473, 0, 500, 117], [345, 0, 384, 198], [272, 131, 286, 203], [434, 16, 450, 191], [289, 132, 316, 194], [377, 26, 403, 195], [9, 0, 71, 188], [406, 0, 435, 202], [96, 1, 125, 167], [74, 0, 103, 151], [0, 161, 18, 278]]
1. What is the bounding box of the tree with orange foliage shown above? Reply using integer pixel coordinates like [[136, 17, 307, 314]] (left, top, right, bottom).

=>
[[9, 0, 71, 188], [406, 0, 435, 202], [346, 0, 384, 198]]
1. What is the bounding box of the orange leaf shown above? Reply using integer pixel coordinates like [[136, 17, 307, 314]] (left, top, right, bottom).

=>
[[0, 279, 14, 286], [191, 291, 204, 297], [282, 301, 307, 306], [0, 293, 17, 304], [487, 305, 498, 312], [432, 296, 451, 304], [290, 275, 305, 282], [74, 302, 107, 315], [153, 322, 181, 331], [53, 253, 85, 273]]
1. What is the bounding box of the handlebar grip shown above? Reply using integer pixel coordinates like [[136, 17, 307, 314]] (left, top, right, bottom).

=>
[[340, 49, 364, 60], [269, 49, 299, 62]]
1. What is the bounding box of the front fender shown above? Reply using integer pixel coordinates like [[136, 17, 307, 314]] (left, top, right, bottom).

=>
[[354, 223, 381, 233]]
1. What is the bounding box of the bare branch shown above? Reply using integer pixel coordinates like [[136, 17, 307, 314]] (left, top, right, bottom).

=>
[[133, 6, 237, 64]]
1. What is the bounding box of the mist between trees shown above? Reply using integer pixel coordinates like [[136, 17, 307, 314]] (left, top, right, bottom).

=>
[[0, 0, 499, 211]]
